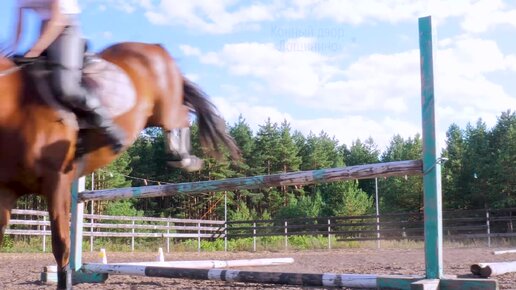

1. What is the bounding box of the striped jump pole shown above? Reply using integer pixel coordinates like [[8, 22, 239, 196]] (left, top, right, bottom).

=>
[[82, 263, 402, 289]]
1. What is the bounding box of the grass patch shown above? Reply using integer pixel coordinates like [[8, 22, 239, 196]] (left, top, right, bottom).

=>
[[3, 235, 516, 253]]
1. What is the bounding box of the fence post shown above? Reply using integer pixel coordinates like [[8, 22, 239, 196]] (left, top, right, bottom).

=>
[[253, 222, 257, 252], [166, 221, 170, 253], [197, 222, 201, 253], [42, 215, 47, 252], [90, 214, 94, 252], [224, 192, 228, 252], [284, 221, 288, 251], [486, 209, 491, 248], [70, 177, 85, 271], [375, 177, 381, 249], [131, 220, 135, 252], [327, 219, 331, 250]]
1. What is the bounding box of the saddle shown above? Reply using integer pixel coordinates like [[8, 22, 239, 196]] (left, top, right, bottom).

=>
[[11, 54, 136, 130]]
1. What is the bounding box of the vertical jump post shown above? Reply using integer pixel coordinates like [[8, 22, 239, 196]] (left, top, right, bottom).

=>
[[419, 15, 444, 279]]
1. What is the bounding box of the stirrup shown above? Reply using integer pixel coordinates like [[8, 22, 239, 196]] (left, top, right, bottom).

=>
[[167, 155, 204, 172]]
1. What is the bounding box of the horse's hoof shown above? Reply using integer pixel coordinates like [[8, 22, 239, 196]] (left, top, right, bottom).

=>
[[57, 269, 72, 290], [167, 156, 203, 172]]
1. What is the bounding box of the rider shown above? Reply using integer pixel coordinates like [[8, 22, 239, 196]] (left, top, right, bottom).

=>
[[9, 0, 125, 154]]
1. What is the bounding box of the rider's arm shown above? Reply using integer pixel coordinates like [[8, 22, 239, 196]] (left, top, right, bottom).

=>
[[25, 0, 68, 57]]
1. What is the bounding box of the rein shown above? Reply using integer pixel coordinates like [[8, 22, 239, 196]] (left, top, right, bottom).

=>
[[0, 56, 50, 77], [0, 65, 23, 77]]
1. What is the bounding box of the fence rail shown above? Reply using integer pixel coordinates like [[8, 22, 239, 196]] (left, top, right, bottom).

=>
[[6, 208, 516, 252], [6, 209, 225, 252], [225, 208, 516, 250]]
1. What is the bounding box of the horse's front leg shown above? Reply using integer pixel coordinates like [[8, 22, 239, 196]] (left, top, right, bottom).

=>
[[0, 189, 17, 247], [45, 173, 74, 290]]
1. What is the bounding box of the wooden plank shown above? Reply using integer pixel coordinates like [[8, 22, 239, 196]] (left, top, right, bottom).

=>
[[97, 258, 294, 268], [371, 275, 423, 290], [493, 249, 516, 255], [11, 209, 49, 216], [8, 219, 50, 226], [70, 178, 85, 272], [83, 232, 217, 238], [4, 229, 51, 236], [410, 279, 439, 290], [79, 160, 423, 201], [439, 277, 498, 290], [88, 223, 222, 231], [419, 15, 443, 279], [40, 271, 108, 284], [83, 214, 225, 224]]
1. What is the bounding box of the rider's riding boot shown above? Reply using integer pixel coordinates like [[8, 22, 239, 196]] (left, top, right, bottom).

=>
[[70, 96, 125, 154], [165, 128, 203, 172]]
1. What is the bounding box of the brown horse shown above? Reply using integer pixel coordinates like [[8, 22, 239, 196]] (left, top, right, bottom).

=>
[[0, 42, 239, 288]]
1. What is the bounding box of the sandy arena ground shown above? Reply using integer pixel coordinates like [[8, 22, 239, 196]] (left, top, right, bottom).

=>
[[0, 247, 515, 289]]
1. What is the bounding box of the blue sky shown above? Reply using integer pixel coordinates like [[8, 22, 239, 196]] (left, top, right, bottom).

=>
[[2, 0, 516, 152]]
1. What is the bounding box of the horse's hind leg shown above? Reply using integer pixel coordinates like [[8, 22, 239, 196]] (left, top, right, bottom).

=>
[[0, 189, 17, 247], [44, 173, 74, 290]]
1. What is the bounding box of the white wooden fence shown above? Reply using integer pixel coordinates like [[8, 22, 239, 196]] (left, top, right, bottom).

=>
[[6, 209, 225, 253]]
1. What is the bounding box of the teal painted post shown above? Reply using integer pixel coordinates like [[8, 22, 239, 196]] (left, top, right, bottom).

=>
[[418, 16, 444, 279], [70, 177, 85, 271]]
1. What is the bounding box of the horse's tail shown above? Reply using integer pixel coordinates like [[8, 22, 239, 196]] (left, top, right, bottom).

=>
[[183, 79, 241, 160]]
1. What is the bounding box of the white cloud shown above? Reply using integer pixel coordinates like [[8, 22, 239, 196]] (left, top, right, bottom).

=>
[[185, 33, 516, 151], [83, 0, 516, 35], [102, 31, 113, 40], [211, 97, 292, 130], [184, 40, 415, 114], [179, 45, 201, 57], [435, 36, 516, 125], [289, 0, 516, 34], [212, 96, 420, 150], [184, 73, 200, 82], [142, 1, 275, 34]]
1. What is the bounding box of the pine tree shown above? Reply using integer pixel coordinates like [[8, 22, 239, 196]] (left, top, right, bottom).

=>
[[380, 134, 423, 212], [460, 120, 491, 209], [441, 124, 465, 209], [251, 119, 280, 175], [488, 111, 516, 208], [343, 137, 380, 197]]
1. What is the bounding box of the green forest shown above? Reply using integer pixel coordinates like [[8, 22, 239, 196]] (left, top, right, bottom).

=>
[[17, 110, 516, 222]]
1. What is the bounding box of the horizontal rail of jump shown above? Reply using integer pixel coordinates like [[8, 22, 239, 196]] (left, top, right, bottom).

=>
[[471, 261, 516, 278], [105, 257, 294, 268], [79, 160, 423, 202], [82, 263, 401, 288]]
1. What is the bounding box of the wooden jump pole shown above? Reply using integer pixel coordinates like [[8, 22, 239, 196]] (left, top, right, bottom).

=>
[[471, 261, 516, 278], [78, 160, 423, 202], [106, 257, 295, 268], [82, 264, 388, 288], [493, 249, 516, 255]]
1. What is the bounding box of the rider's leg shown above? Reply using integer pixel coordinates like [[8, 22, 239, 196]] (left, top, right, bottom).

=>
[[46, 24, 125, 153]]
